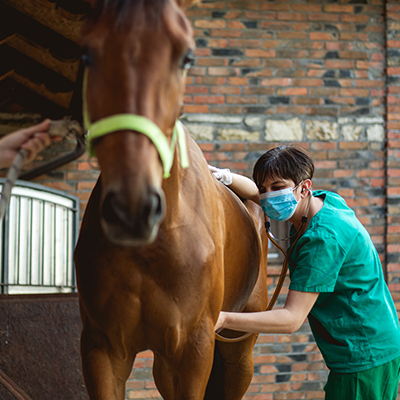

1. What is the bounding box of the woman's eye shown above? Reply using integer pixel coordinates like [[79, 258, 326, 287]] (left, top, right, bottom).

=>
[[180, 49, 195, 70], [81, 48, 94, 67]]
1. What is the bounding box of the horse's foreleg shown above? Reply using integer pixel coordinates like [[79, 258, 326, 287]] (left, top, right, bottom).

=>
[[216, 334, 258, 400], [153, 322, 215, 400], [81, 326, 135, 400]]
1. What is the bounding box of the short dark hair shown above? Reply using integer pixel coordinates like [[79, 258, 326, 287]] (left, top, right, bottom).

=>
[[252, 145, 314, 190]]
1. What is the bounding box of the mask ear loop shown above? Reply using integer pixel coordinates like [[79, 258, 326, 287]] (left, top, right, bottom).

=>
[[265, 189, 312, 310], [266, 187, 312, 242]]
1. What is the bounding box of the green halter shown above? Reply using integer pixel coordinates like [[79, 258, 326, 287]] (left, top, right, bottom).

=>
[[83, 69, 189, 178]]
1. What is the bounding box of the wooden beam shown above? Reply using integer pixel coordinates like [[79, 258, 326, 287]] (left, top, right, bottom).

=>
[[10, 72, 73, 108], [0, 34, 80, 82], [2, 0, 85, 44]]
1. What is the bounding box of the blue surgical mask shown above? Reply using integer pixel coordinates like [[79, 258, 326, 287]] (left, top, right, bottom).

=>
[[259, 182, 302, 221]]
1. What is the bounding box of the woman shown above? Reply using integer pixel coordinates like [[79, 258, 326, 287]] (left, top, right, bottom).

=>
[[211, 145, 400, 400]]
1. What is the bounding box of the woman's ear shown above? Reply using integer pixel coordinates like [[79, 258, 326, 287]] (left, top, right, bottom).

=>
[[301, 179, 312, 197]]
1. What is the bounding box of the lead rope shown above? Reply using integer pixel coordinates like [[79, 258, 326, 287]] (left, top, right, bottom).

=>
[[0, 119, 83, 223], [215, 190, 312, 343]]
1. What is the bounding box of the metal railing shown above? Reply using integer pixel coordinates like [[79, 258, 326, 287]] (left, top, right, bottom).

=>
[[0, 179, 79, 294]]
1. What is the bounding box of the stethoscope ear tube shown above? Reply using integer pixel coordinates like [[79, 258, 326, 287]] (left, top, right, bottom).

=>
[[265, 191, 312, 310]]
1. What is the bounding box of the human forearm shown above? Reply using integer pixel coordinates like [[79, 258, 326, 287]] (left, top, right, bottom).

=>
[[217, 308, 300, 335], [215, 290, 319, 335], [209, 165, 259, 202], [229, 173, 259, 203]]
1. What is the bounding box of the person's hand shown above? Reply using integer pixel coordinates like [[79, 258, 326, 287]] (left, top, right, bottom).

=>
[[215, 311, 227, 333], [208, 165, 233, 186], [0, 120, 53, 169]]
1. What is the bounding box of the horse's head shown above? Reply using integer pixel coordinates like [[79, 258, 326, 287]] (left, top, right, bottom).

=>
[[82, 0, 195, 246]]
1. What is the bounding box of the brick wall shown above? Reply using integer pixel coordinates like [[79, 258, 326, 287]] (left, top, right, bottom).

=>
[[2, 0, 398, 399], [387, 0, 400, 321]]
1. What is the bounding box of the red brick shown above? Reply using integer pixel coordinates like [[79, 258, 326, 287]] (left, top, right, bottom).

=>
[[326, 41, 355, 50], [227, 96, 258, 104], [260, 78, 291, 86], [210, 29, 242, 38], [276, 31, 307, 40], [388, 40, 400, 48], [244, 11, 276, 21], [292, 78, 323, 87], [246, 49, 276, 58], [208, 39, 228, 48], [325, 60, 354, 69], [340, 33, 369, 42], [387, 67, 400, 75], [341, 14, 369, 23], [260, 3, 290, 11], [339, 51, 369, 60], [277, 88, 307, 96], [308, 13, 339, 22], [309, 32, 337, 41], [324, 4, 353, 13], [197, 58, 227, 67], [182, 105, 209, 113], [277, 12, 307, 21], [260, 21, 292, 30], [194, 19, 226, 28], [292, 4, 321, 12], [340, 88, 370, 97], [210, 86, 241, 95], [276, 106, 307, 114]]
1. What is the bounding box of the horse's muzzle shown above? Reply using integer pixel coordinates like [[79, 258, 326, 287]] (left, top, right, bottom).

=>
[[100, 187, 166, 246]]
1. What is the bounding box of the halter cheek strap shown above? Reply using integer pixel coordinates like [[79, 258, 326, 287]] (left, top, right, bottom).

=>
[[82, 69, 189, 179]]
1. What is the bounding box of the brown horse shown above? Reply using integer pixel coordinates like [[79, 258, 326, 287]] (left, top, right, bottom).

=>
[[74, 1, 268, 399]]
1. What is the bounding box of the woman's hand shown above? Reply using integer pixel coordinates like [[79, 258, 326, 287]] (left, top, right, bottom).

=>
[[0, 120, 53, 169], [208, 165, 233, 185], [215, 311, 227, 332]]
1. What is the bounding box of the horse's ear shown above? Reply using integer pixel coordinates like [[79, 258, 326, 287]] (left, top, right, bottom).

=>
[[175, 0, 201, 9]]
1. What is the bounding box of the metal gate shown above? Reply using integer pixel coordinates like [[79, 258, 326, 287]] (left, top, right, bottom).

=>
[[0, 179, 86, 400], [0, 179, 78, 295]]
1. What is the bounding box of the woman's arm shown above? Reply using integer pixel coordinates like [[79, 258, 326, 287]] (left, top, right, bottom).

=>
[[229, 172, 260, 203], [215, 290, 319, 334], [209, 165, 260, 203]]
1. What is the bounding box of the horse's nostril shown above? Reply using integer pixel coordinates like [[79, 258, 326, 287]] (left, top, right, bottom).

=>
[[102, 192, 120, 225], [148, 190, 165, 225]]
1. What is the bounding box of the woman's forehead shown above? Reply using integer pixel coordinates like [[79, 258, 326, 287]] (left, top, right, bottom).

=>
[[260, 175, 294, 187]]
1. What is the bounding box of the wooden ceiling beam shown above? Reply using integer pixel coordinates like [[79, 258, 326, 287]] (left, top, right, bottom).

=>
[[2, 0, 85, 44], [0, 34, 80, 82]]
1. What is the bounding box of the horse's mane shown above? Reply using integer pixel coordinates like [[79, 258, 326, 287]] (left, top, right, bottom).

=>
[[88, 0, 167, 28]]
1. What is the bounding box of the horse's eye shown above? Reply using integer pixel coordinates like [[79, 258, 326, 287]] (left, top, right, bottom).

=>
[[81, 48, 94, 67], [180, 49, 195, 70]]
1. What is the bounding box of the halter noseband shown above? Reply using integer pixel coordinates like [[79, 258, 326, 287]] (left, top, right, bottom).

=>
[[83, 69, 189, 178]]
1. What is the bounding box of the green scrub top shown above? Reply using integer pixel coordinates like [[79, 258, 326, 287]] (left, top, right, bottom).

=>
[[288, 190, 400, 373]]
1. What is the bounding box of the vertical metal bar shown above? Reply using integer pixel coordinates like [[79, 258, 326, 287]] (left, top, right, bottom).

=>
[[66, 208, 70, 287], [15, 196, 21, 285], [1, 186, 10, 295], [72, 198, 79, 292], [53, 203, 56, 287], [41, 200, 45, 286], [27, 198, 32, 285]]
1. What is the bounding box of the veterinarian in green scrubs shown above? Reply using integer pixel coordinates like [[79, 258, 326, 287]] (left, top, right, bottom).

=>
[[212, 145, 400, 400]]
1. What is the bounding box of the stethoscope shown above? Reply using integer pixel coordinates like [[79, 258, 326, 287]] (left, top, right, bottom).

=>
[[215, 189, 313, 343], [264, 188, 313, 310]]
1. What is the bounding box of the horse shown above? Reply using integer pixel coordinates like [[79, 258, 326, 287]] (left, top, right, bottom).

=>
[[74, 1, 268, 399]]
